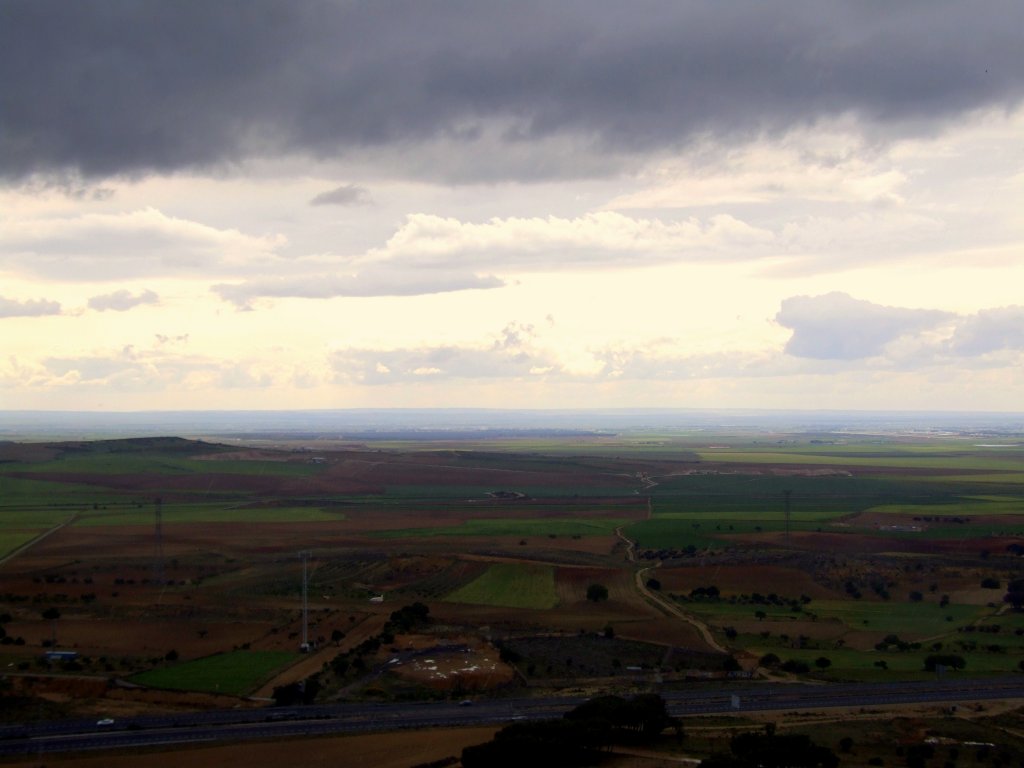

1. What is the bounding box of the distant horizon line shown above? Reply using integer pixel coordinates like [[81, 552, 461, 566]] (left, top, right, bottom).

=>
[[4, 406, 1024, 415]]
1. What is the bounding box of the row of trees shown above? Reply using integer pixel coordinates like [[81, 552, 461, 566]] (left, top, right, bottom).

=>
[[700, 730, 838, 768], [273, 602, 433, 706]]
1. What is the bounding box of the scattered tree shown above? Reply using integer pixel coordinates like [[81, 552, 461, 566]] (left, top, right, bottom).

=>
[[586, 583, 609, 602], [700, 730, 839, 768], [41, 607, 60, 644], [924, 654, 966, 672]]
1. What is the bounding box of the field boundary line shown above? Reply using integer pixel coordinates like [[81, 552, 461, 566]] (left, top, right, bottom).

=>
[[0, 512, 78, 566]]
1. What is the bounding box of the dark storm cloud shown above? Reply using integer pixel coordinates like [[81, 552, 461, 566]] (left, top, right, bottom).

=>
[[3, 1, 1023, 182]]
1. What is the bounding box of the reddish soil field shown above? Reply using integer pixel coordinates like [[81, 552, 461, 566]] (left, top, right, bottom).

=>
[[725, 529, 1015, 557], [609, 616, 707, 648], [654, 564, 841, 600], [7, 616, 279, 659], [5, 469, 381, 496], [555, 566, 640, 606]]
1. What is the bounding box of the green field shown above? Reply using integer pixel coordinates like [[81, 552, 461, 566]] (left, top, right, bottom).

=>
[[868, 498, 1024, 515], [695, 447, 1024, 472], [73, 504, 348, 526], [380, 484, 633, 498], [373, 517, 625, 539], [625, 517, 839, 549], [128, 650, 298, 695], [445, 563, 558, 609], [0, 509, 74, 558], [0, 531, 44, 559], [8, 427, 1024, 713]]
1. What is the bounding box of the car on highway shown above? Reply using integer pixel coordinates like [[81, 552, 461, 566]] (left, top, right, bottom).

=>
[[95, 718, 115, 726]]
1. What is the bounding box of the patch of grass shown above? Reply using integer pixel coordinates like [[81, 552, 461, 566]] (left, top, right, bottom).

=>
[[381, 484, 632, 498], [868, 499, 1024, 515], [937, 473, 1024, 484], [755, 643, 1024, 680], [626, 517, 833, 549], [445, 563, 558, 609], [695, 448, 1024, 472], [129, 650, 297, 695], [788, 599, 986, 636], [0, 475, 104, 504], [681, 597, 988, 639], [502, 634, 718, 679], [0, 509, 75, 558], [0, 508, 76, 528], [0, 531, 42, 558]]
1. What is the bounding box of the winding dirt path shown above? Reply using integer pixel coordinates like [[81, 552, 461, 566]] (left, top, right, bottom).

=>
[[615, 524, 728, 655], [634, 563, 729, 654], [251, 613, 389, 699]]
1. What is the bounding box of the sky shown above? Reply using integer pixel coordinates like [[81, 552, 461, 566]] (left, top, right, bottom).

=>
[[2, 1, 1024, 413]]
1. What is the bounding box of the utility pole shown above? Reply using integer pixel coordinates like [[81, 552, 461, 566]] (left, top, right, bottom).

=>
[[153, 497, 164, 586], [783, 489, 792, 541], [299, 550, 312, 651]]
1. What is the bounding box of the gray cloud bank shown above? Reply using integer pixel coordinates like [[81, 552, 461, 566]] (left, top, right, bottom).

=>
[[88, 289, 159, 312], [778, 293, 1024, 362], [0, 296, 61, 318], [334, 296, 1024, 385], [310, 184, 371, 207], [777, 292, 954, 360], [21, 296, 1024, 394], [3, 1, 1023, 182]]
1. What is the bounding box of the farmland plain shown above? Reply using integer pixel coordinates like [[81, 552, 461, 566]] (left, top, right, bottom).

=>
[[3, 425, 1024, 761]]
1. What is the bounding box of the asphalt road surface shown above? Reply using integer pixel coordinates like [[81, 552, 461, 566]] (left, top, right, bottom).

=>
[[4, 676, 1024, 757]]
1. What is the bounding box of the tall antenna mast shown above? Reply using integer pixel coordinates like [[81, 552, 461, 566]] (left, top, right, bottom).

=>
[[299, 550, 312, 650], [153, 496, 164, 586]]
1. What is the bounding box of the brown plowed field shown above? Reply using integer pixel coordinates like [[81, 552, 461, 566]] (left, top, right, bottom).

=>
[[654, 564, 841, 599], [1, 726, 501, 768]]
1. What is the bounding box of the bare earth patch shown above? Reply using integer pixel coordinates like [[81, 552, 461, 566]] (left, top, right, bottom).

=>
[[2, 726, 500, 768]]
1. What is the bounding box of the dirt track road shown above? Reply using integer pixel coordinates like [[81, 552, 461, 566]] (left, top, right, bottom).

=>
[[615, 525, 728, 655], [0, 512, 78, 567]]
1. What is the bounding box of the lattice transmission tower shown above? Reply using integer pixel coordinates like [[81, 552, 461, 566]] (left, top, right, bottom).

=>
[[298, 550, 312, 651], [153, 496, 165, 586]]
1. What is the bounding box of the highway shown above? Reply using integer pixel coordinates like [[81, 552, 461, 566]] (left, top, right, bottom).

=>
[[4, 677, 1024, 757]]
